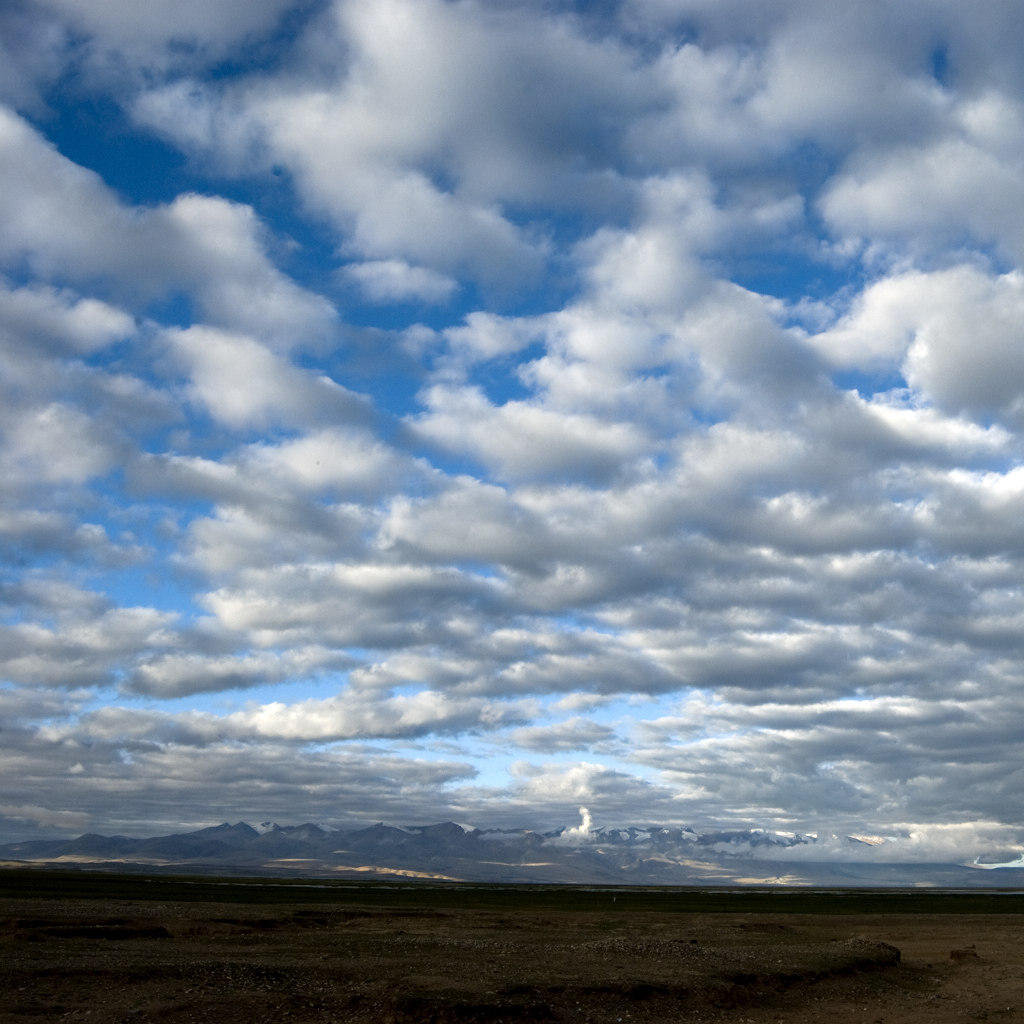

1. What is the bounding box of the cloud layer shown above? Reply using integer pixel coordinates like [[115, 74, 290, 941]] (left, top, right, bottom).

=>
[[2, 0, 1024, 863]]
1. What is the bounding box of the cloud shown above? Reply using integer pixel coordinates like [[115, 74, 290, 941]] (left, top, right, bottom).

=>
[[160, 193, 339, 350], [199, 562, 504, 650], [822, 136, 1024, 265], [509, 720, 618, 754], [814, 266, 1024, 425], [6, 0, 1024, 854], [0, 596, 178, 689], [169, 325, 368, 430], [231, 689, 537, 742], [0, 107, 336, 346], [345, 259, 458, 305], [381, 478, 556, 572], [126, 646, 356, 700], [0, 803, 90, 831], [749, 822, 1024, 866], [0, 727, 479, 839], [498, 761, 675, 829], [0, 280, 133, 357], [412, 385, 652, 484], [33, 0, 302, 78], [131, 0, 650, 291], [0, 2, 70, 112], [1, 402, 119, 485]]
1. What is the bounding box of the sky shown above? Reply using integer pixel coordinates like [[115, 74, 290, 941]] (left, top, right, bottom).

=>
[[3, 0, 1024, 861]]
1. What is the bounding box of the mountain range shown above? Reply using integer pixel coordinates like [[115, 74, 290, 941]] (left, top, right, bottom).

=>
[[3, 819, 1023, 887]]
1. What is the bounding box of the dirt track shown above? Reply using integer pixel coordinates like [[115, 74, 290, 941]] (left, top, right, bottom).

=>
[[2, 889, 1023, 1023]]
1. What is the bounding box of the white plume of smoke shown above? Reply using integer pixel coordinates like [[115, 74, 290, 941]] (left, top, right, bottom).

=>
[[551, 806, 595, 846]]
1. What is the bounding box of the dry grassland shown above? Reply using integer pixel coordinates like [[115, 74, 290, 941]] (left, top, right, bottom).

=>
[[2, 873, 1022, 1023]]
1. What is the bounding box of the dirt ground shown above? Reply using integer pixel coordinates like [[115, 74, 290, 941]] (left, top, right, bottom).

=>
[[2, 891, 1023, 1023]]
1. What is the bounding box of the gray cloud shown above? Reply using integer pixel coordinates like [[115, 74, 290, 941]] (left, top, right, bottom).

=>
[[508, 717, 619, 754]]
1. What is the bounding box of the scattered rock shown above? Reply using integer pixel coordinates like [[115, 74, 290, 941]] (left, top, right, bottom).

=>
[[950, 946, 979, 961]]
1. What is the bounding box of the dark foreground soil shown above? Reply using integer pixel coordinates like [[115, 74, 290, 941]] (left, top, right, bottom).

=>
[[2, 878, 1022, 1024]]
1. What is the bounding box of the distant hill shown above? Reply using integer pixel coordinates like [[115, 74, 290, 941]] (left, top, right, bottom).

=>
[[1, 819, 1019, 887]]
